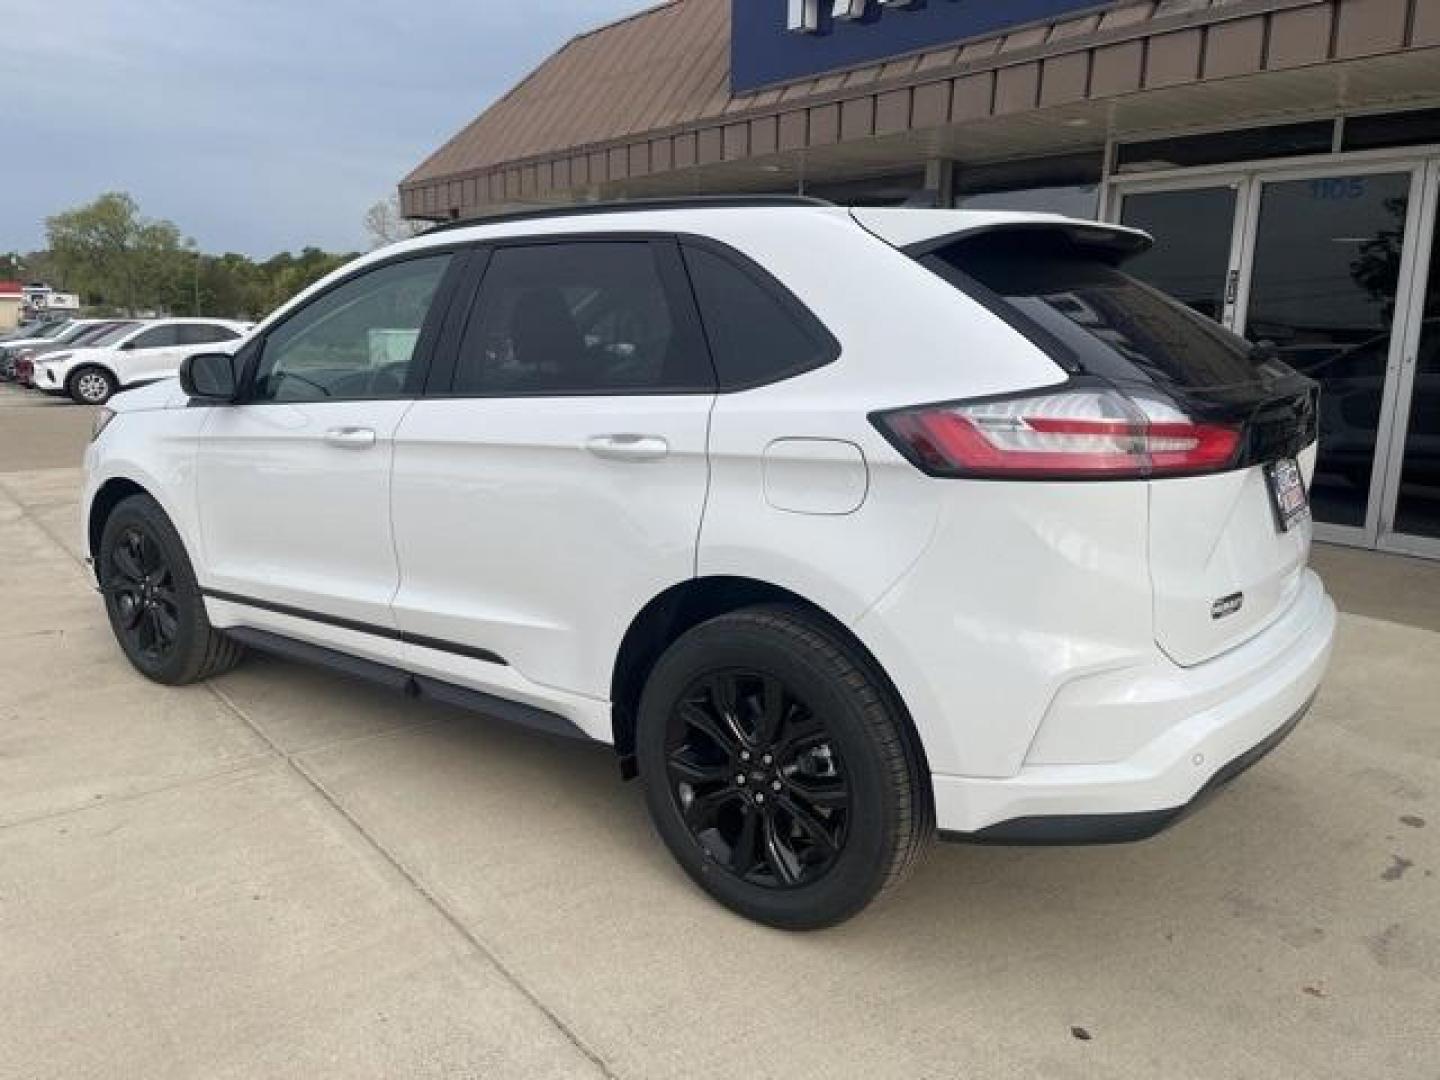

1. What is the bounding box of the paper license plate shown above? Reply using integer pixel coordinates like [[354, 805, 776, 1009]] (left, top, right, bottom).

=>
[[1265, 457, 1310, 532]]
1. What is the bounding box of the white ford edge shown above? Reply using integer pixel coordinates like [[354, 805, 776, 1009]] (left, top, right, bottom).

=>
[[83, 199, 1335, 928]]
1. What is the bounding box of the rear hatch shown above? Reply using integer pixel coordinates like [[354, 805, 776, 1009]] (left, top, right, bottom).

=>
[[858, 210, 1319, 667]]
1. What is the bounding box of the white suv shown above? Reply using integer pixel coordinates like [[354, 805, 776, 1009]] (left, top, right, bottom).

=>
[[34, 317, 250, 404], [83, 199, 1336, 928]]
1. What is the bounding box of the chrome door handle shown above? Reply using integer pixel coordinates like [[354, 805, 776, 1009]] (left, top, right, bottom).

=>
[[585, 434, 670, 462], [324, 426, 377, 449]]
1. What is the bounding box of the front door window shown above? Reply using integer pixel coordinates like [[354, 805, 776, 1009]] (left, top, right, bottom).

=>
[[253, 254, 451, 402]]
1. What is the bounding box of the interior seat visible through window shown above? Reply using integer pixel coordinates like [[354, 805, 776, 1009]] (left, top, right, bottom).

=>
[[449, 240, 714, 396]]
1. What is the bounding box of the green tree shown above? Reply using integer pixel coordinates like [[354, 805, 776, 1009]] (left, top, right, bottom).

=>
[[45, 192, 189, 313], [35, 191, 357, 321]]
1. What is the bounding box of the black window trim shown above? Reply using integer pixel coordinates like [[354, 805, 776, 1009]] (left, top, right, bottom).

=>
[[677, 234, 841, 393], [235, 245, 474, 405], [416, 230, 840, 401], [424, 232, 719, 400]]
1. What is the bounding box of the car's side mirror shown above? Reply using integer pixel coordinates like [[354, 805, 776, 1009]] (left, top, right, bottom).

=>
[[180, 352, 239, 403]]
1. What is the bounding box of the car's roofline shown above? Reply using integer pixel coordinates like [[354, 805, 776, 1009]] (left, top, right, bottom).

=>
[[421, 195, 835, 236], [391, 203, 1143, 254]]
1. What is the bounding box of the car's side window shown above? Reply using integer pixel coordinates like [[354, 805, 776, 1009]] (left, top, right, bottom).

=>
[[680, 244, 838, 390], [179, 324, 239, 346], [252, 255, 451, 403], [451, 241, 713, 396], [127, 324, 183, 350]]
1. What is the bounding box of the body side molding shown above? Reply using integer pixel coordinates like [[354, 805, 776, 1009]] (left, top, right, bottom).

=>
[[222, 626, 593, 742], [202, 588, 507, 666]]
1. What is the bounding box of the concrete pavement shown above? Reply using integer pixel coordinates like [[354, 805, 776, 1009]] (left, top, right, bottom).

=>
[[0, 383, 1436, 1079]]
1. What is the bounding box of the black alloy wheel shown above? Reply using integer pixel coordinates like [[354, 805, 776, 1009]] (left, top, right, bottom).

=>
[[637, 606, 934, 930], [98, 493, 246, 684], [106, 526, 182, 664], [666, 670, 850, 889]]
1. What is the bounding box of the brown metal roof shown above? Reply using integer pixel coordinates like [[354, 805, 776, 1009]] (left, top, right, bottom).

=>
[[402, 0, 1440, 219], [404, 1, 730, 187]]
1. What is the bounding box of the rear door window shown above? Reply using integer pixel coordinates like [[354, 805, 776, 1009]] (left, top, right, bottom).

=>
[[128, 324, 184, 349], [681, 244, 837, 390], [451, 241, 713, 396], [179, 324, 240, 345]]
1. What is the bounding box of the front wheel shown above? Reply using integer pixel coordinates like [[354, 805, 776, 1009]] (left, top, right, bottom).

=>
[[636, 605, 933, 930], [98, 494, 246, 684], [68, 365, 117, 405]]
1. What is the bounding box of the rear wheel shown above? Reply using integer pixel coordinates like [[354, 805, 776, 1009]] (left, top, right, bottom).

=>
[[636, 605, 932, 929], [98, 494, 245, 684], [68, 365, 116, 405]]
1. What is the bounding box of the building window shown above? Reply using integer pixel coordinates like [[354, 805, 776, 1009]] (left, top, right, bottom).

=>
[[1343, 108, 1440, 153], [1115, 122, 1336, 175], [955, 184, 1100, 219], [951, 153, 1103, 219], [804, 172, 930, 207]]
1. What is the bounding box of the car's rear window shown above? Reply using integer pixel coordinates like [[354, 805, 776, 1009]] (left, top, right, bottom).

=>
[[925, 231, 1266, 396]]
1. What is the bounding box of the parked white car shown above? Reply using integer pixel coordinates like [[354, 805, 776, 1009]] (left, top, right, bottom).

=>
[[83, 199, 1336, 928], [34, 317, 250, 404]]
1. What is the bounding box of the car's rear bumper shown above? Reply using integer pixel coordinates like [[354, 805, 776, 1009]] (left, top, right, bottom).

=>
[[931, 571, 1336, 841], [944, 694, 1312, 844]]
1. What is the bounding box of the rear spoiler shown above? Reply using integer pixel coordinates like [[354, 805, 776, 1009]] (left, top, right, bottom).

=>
[[846, 207, 1152, 263], [901, 221, 1153, 262]]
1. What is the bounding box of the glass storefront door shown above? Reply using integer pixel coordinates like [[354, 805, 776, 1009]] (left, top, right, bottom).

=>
[[1382, 160, 1440, 550], [1240, 170, 1415, 533], [1114, 158, 1440, 555], [1120, 185, 1241, 324]]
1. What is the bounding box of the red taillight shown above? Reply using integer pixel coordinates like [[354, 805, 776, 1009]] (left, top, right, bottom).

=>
[[873, 387, 1240, 480]]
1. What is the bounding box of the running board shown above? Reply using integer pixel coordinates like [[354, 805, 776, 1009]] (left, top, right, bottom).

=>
[[222, 626, 593, 742]]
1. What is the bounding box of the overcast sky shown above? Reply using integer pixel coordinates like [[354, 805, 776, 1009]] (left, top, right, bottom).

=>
[[5, 0, 644, 258]]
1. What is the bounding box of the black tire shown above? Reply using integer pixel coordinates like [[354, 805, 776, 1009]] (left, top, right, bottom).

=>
[[98, 494, 246, 685], [636, 605, 933, 930], [68, 365, 117, 405]]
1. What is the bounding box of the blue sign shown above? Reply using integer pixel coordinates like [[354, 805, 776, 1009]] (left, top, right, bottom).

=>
[[733, 0, 1104, 93]]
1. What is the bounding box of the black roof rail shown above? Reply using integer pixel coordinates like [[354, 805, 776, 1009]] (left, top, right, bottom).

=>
[[420, 195, 835, 235]]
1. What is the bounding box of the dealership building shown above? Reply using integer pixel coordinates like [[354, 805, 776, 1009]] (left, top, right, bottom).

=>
[[402, 0, 1440, 559]]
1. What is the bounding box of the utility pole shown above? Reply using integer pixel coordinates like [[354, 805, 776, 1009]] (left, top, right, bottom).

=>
[[190, 242, 201, 316]]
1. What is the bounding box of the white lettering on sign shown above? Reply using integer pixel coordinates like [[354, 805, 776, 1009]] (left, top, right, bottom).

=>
[[789, 0, 932, 33], [787, 0, 821, 31]]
